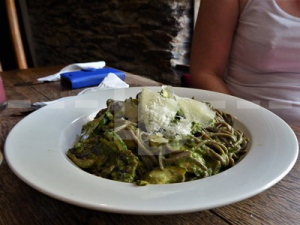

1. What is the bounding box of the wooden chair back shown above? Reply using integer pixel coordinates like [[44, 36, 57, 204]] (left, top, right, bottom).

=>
[[5, 0, 28, 70]]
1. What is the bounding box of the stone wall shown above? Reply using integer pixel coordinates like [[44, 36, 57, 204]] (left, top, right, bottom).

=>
[[25, 0, 193, 85]]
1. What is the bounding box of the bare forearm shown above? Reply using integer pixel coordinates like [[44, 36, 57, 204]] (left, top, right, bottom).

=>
[[190, 71, 231, 95], [188, 0, 240, 96]]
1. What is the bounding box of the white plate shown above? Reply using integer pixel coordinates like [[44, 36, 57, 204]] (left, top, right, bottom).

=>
[[5, 87, 299, 215]]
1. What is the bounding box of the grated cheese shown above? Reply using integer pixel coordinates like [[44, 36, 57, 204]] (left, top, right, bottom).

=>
[[139, 87, 215, 137]]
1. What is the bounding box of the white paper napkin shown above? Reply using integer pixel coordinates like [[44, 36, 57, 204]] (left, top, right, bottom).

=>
[[33, 72, 129, 107], [37, 61, 106, 83], [77, 72, 129, 95]]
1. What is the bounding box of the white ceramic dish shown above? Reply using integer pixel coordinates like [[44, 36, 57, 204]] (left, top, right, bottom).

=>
[[5, 87, 298, 215]]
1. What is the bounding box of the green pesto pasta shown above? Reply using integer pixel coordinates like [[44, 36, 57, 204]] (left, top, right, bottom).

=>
[[67, 87, 249, 185]]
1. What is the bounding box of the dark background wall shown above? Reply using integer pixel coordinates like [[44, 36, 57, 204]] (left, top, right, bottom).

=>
[[1, 0, 194, 85], [0, 0, 19, 70]]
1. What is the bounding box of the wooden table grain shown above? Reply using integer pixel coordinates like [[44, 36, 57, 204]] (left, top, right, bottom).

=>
[[0, 67, 299, 225]]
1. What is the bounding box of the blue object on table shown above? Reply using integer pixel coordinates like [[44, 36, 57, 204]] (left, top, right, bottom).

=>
[[60, 67, 126, 89]]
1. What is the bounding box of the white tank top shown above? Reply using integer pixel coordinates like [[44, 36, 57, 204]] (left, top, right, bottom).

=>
[[224, 0, 300, 126]]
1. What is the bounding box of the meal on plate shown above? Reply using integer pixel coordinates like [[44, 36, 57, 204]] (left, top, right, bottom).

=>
[[67, 86, 249, 185]]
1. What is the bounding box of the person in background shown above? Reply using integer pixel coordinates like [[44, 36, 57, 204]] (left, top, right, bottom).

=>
[[189, 0, 300, 126]]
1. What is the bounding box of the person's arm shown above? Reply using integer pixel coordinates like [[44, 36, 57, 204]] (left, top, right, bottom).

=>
[[189, 0, 241, 94]]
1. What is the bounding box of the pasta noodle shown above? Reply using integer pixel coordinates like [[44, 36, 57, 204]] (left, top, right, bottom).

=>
[[67, 87, 249, 185]]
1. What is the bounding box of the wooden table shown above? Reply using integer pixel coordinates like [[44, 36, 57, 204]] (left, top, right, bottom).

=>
[[0, 66, 299, 225]]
